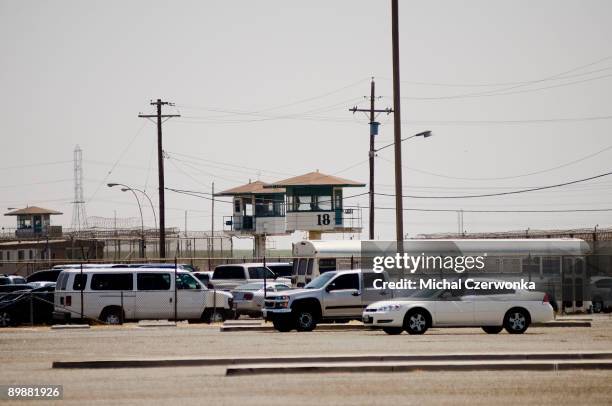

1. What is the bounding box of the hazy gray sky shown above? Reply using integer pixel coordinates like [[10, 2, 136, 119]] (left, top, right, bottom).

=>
[[1, 0, 611, 249]]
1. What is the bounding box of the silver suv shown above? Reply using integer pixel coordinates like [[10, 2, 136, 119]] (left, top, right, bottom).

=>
[[263, 269, 391, 332]]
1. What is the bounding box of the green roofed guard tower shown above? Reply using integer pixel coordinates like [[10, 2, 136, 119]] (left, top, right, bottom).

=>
[[216, 180, 287, 257], [265, 171, 365, 240]]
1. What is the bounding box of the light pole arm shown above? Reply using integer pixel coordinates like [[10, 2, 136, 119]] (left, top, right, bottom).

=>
[[132, 188, 158, 232]]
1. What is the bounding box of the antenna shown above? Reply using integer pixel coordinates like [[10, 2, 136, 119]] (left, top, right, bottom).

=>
[[71, 145, 88, 232]]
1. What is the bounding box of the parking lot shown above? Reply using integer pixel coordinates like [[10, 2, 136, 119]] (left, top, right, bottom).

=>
[[0, 315, 611, 405]]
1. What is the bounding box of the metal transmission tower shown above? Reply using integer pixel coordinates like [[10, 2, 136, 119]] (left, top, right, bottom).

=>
[[71, 145, 88, 232]]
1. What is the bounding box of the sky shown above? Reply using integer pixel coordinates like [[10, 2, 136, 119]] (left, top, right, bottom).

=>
[[1, 0, 611, 250]]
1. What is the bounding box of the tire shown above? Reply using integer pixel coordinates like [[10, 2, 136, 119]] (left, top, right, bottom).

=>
[[0, 310, 15, 327], [504, 308, 530, 334], [202, 309, 226, 324], [382, 327, 403, 335], [482, 326, 503, 334], [592, 300, 603, 314], [404, 309, 430, 335], [272, 318, 293, 332], [100, 308, 123, 325], [294, 308, 317, 332]]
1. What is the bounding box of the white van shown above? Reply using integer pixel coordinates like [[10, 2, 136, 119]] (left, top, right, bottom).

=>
[[53, 267, 233, 324]]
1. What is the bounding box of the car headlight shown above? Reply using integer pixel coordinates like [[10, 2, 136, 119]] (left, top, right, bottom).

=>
[[377, 304, 402, 312]]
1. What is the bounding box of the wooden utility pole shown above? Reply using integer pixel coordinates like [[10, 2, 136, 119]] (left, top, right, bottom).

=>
[[138, 99, 180, 258], [211, 181, 215, 257], [349, 78, 392, 240], [391, 0, 404, 251]]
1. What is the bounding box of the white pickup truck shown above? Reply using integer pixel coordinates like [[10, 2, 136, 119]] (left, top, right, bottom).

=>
[[210, 263, 291, 291], [263, 269, 391, 332]]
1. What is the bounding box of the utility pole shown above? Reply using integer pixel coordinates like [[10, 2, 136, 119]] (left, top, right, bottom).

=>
[[391, 0, 404, 251], [211, 181, 215, 257], [139, 99, 180, 258], [349, 78, 392, 240]]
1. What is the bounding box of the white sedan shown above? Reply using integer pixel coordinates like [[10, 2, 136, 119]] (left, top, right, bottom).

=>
[[363, 286, 554, 335], [231, 282, 292, 318]]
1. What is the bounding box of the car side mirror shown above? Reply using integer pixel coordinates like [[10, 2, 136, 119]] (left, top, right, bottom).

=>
[[325, 284, 333, 292], [207, 283, 214, 289]]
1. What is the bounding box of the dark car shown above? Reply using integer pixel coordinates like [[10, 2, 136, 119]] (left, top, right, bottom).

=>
[[26, 269, 62, 283], [0, 275, 28, 285], [0, 284, 34, 294], [0, 285, 55, 327]]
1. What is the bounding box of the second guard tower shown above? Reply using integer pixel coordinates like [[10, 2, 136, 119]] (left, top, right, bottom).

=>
[[217, 181, 286, 257], [265, 171, 364, 240]]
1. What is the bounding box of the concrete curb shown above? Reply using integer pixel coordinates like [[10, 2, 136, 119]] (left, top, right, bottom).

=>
[[52, 351, 612, 369], [51, 324, 91, 330], [219, 321, 590, 332], [137, 322, 177, 328], [225, 360, 612, 376]]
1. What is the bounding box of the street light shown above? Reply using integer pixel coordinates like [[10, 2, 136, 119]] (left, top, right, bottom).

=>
[[107, 183, 145, 258], [375, 130, 432, 153], [120, 188, 157, 232]]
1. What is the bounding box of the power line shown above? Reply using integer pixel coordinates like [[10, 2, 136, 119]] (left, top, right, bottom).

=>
[[166, 150, 295, 177], [363, 206, 612, 213], [374, 170, 612, 199], [0, 160, 72, 171], [376, 141, 612, 181], [379, 57, 612, 88], [176, 77, 369, 116], [398, 73, 612, 101]]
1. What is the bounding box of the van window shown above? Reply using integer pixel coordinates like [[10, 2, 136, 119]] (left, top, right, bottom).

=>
[[306, 259, 314, 275], [60, 273, 70, 290], [213, 266, 245, 280], [73, 274, 88, 290], [319, 258, 336, 273], [137, 273, 171, 290], [248, 267, 275, 279], [298, 259, 308, 275], [91, 273, 133, 290], [292, 259, 299, 276], [176, 273, 200, 290]]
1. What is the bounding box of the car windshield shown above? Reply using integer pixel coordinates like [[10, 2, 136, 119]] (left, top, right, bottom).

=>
[[236, 282, 264, 291], [305, 272, 336, 289]]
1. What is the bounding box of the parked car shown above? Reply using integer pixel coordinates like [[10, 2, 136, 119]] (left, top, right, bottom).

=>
[[362, 281, 554, 335], [263, 269, 391, 332], [210, 263, 290, 291], [26, 269, 62, 283], [590, 276, 612, 313], [53, 267, 233, 324], [231, 281, 292, 318], [0, 284, 33, 294], [0, 274, 28, 285], [0, 285, 55, 327], [265, 263, 293, 278]]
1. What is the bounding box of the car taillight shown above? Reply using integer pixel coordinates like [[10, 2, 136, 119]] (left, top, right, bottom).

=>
[[542, 293, 550, 304], [66, 296, 72, 306], [244, 293, 254, 300]]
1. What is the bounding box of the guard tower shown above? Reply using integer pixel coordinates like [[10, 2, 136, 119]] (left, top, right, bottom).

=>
[[265, 171, 364, 240], [4, 206, 63, 238], [217, 181, 286, 257]]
